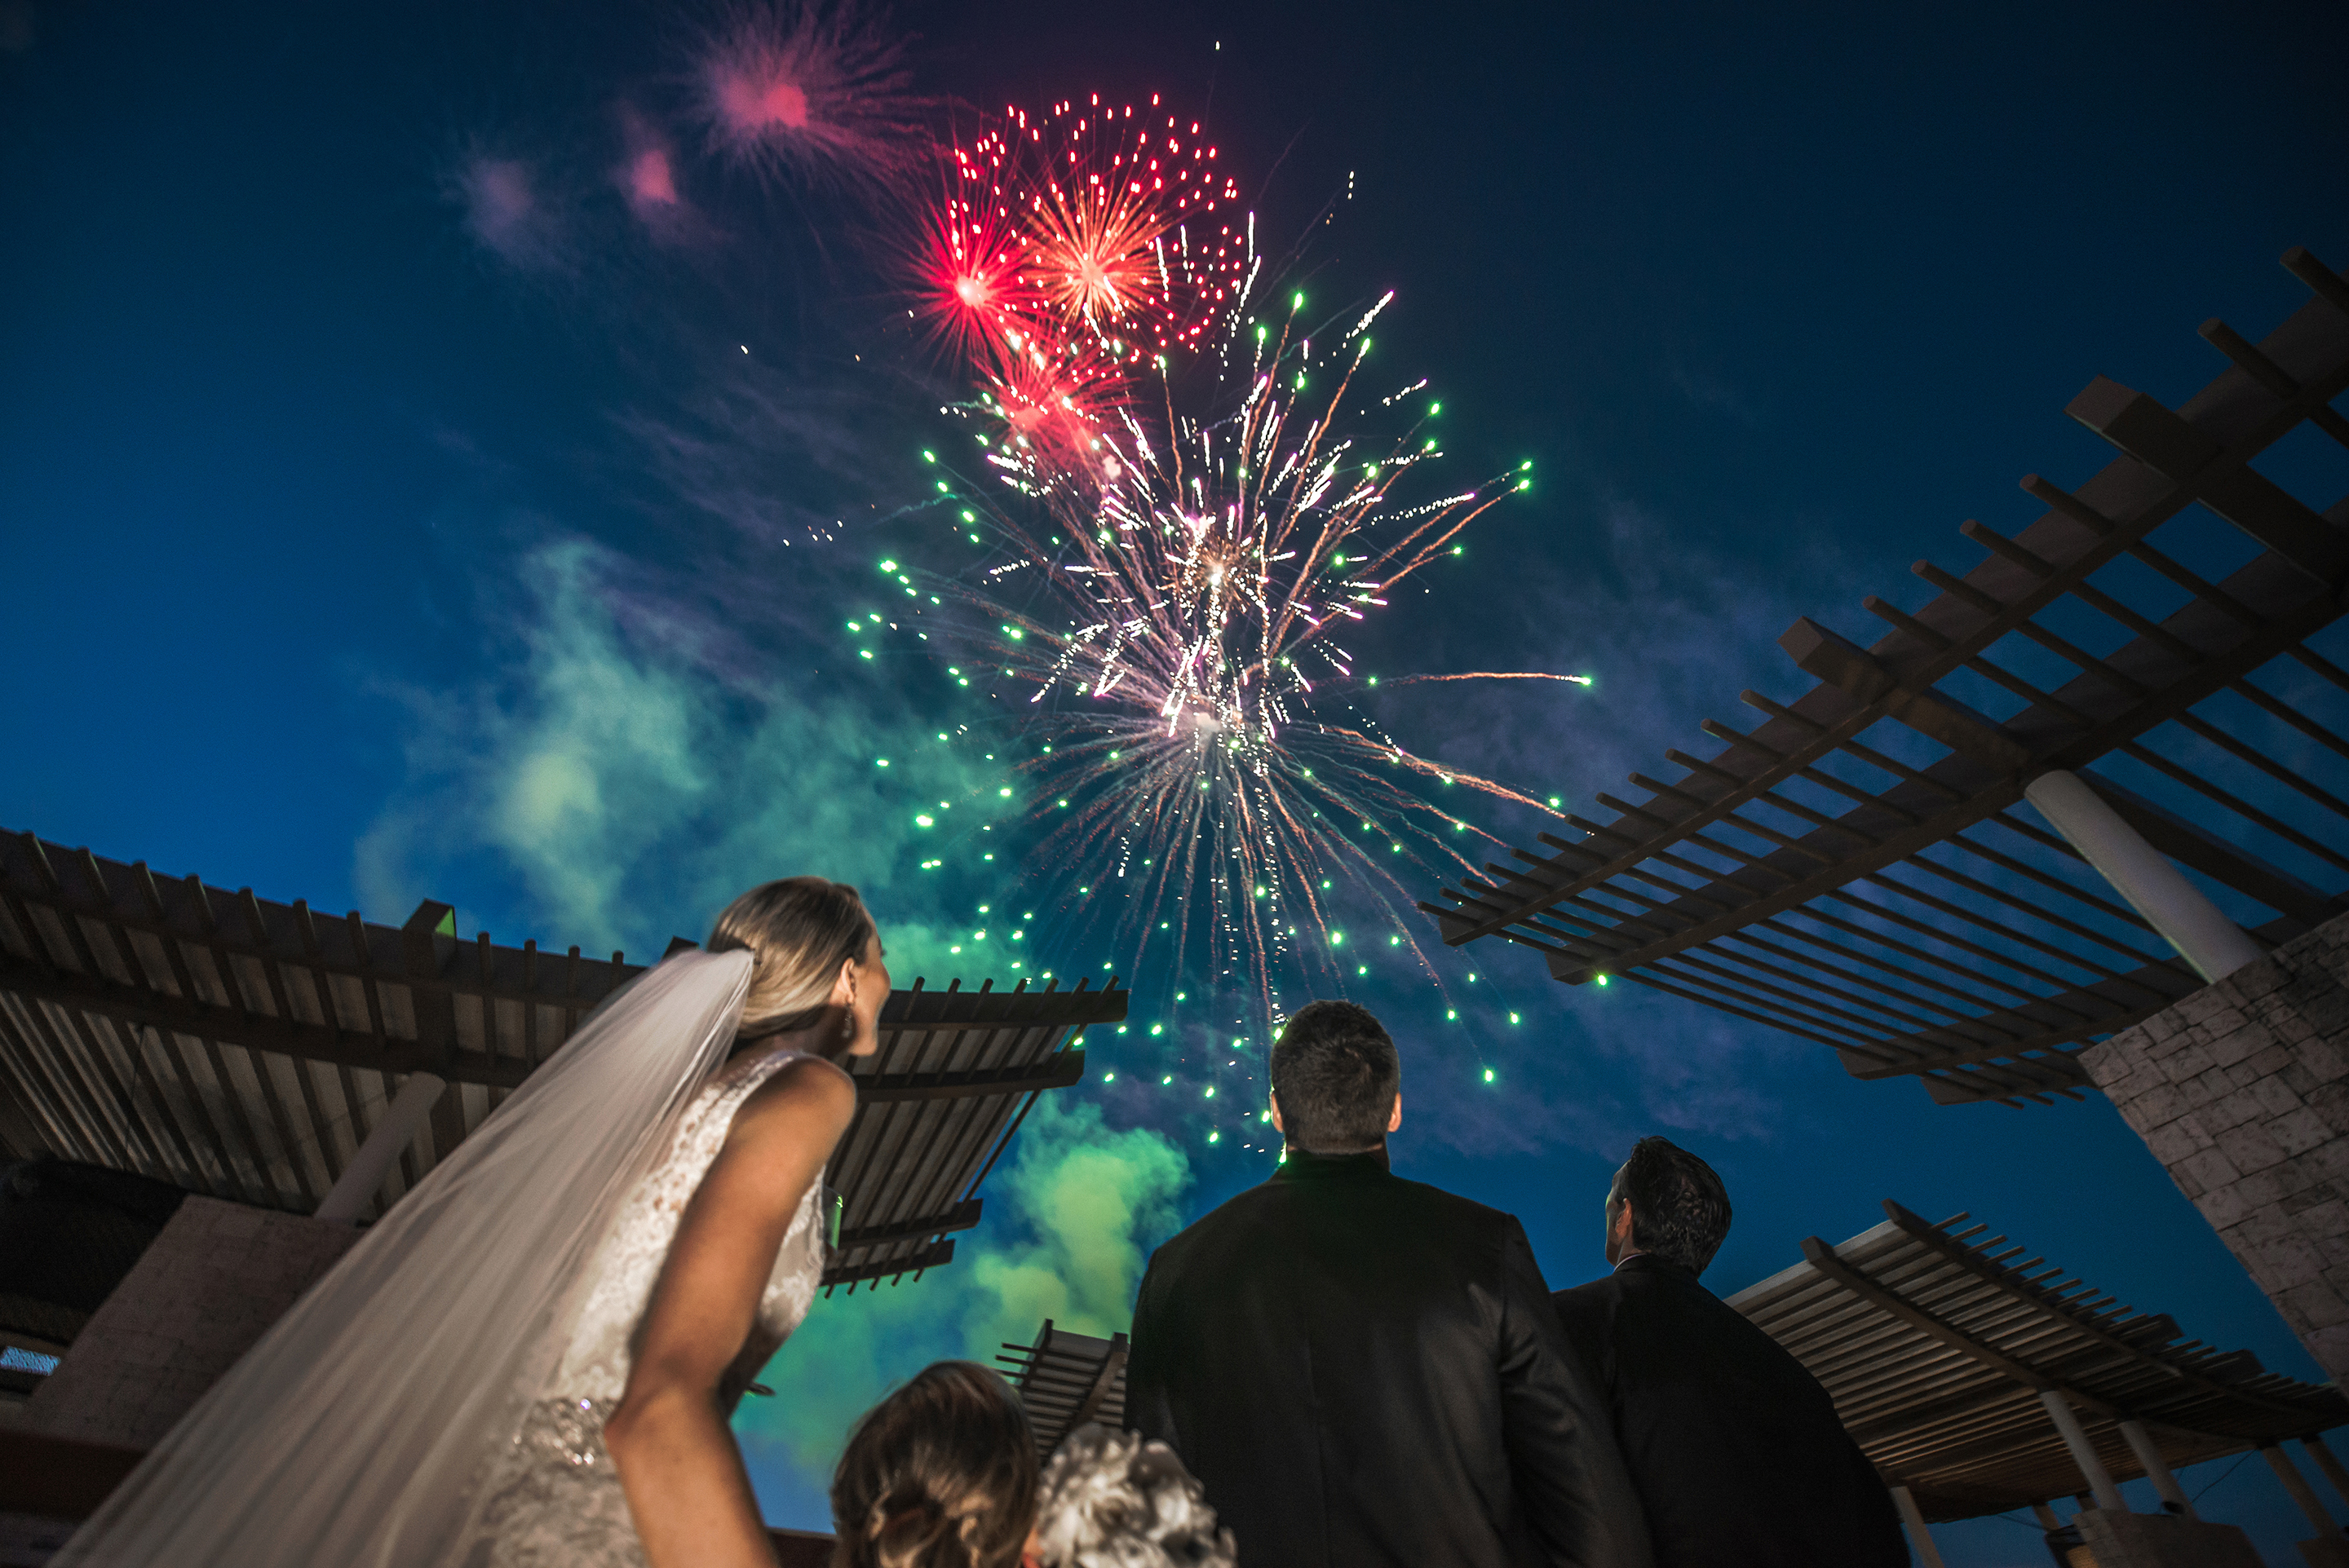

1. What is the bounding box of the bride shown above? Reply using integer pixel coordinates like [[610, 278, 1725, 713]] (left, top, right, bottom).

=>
[[58, 877, 891, 1568]]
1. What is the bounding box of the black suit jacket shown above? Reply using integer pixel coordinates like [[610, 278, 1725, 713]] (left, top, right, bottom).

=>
[[1126, 1151, 1652, 1568], [1552, 1256, 1909, 1568]]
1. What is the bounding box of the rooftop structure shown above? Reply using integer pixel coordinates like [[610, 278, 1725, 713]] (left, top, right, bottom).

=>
[[999, 1318, 1129, 1459], [1425, 249, 2349, 1106], [1727, 1200, 2348, 1524], [0, 829, 1121, 1291]]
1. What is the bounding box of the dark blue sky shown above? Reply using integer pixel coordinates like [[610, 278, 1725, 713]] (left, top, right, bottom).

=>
[[5, 1, 2347, 1557]]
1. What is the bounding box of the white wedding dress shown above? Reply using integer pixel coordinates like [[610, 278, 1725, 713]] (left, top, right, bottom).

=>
[[55, 950, 781, 1568], [468, 1046, 830, 1567]]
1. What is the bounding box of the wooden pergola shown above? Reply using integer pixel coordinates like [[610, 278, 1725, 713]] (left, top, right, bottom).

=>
[[1425, 247, 2349, 1106], [1727, 1200, 2349, 1529], [0, 829, 1123, 1290], [999, 1318, 1129, 1460]]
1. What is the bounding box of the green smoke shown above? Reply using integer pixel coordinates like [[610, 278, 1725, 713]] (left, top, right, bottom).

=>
[[733, 1096, 1188, 1507]]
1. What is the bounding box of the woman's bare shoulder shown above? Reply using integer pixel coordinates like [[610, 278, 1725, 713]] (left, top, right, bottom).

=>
[[733, 1052, 856, 1133]]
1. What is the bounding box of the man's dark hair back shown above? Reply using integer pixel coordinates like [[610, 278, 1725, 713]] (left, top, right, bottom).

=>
[[1270, 1000, 1399, 1153], [1617, 1136, 1732, 1274]]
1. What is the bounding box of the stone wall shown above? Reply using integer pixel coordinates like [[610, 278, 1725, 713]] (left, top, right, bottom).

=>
[[2073, 1507, 2265, 1568], [2082, 912, 2349, 1386], [20, 1197, 359, 1450]]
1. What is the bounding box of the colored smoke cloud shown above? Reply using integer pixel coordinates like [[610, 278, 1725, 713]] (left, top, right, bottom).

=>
[[628, 148, 678, 208], [356, 537, 997, 978], [690, 0, 918, 185], [615, 104, 709, 244], [452, 151, 567, 272]]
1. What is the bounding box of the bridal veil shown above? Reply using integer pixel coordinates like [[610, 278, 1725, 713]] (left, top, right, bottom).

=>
[[53, 947, 755, 1567]]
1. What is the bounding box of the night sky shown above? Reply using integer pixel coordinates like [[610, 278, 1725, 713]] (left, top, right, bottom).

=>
[[6, 2, 2348, 1561]]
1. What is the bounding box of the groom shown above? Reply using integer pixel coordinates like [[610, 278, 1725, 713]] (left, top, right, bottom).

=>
[[1125, 1000, 1651, 1568]]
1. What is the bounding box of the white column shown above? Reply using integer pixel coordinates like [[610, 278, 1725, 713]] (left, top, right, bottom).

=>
[[2024, 770, 2263, 983], [2038, 1389, 2127, 1513], [2304, 1437, 2349, 1515], [2119, 1419, 2197, 1519], [1888, 1485, 1947, 1568], [315, 1072, 445, 1223], [2263, 1443, 2342, 1539]]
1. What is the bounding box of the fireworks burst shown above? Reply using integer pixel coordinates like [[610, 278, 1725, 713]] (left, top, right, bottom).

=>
[[691, 0, 918, 185], [905, 232, 1575, 1030], [914, 97, 1245, 477]]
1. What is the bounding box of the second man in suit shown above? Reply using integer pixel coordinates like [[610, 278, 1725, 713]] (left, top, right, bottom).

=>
[[1552, 1137, 1909, 1568]]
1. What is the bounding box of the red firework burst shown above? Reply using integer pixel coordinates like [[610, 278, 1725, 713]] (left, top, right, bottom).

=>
[[914, 94, 1245, 470], [1014, 96, 1243, 358], [912, 128, 1044, 373], [983, 346, 1128, 477]]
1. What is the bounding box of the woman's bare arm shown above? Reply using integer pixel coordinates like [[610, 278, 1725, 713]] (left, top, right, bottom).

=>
[[604, 1056, 857, 1568]]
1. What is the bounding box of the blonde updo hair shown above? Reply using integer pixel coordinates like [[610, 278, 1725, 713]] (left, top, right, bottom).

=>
[[1030, 1424, 1235, 1568], [830, 1361, 1038, 1568], [708, 878, 878, 1054]]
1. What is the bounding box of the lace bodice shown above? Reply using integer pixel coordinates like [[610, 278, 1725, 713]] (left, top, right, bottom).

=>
[[547, 1046, 830, 1402], [469, 1046, 836, 1567]]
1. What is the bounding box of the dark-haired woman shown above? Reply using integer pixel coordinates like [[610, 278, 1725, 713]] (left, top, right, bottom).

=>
[[829, 1363, 1236, 1568], [829, 1362, 1039, 1568]]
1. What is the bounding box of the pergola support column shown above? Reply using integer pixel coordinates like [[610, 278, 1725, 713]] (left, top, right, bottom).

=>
[[2024, 769, 2263, 984], [314, 1071, 445, 1223], [2263, 1442, 2341, 1539], [2030, 1501, 2064, 1529], [2120, 1419, 2197, 1520], [1888, 1485, 1947, 1568], [2038, 1389, 2126, 1513], [2306, 1437, 2349, 1515]]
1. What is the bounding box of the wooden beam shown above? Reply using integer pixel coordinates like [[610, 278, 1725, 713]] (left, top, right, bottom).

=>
[[1781, 619, 2032, 771], [1068, 1332, 1130, 1430], [1546, 576, 2344, 986], [835, 1198, 984, 1251], [2068, 378, 2349, 587], [0, 952, 531, 1086], [1881, 1202, 2342, 1424], [1848, 909, 2308, 1080], [854, 1052, 1086, 1103], [2080, 769, 2342, 924], [1802, 1235, 2080, 1401], [821, 1239, 955, 1288]]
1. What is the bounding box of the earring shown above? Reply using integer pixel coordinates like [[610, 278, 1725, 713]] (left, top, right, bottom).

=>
[[839, 1011, 856, 1043]]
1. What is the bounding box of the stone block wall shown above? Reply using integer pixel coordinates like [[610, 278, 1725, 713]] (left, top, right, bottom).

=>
[[2082, 912, 2349, 1385], [2073, 1507, 2265, 1568], [21, 1197, 359, 1450]]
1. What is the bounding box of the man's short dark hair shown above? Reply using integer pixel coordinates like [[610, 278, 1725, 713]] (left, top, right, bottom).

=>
[[1615, 1136, 1732, 1274], [1270, 1001, 1400, 1154]]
